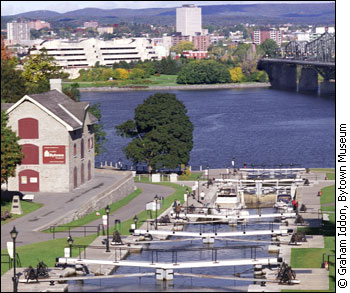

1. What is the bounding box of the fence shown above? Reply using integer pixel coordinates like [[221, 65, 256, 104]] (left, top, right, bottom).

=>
[[1, 253, 21, 270], [49, 224, 105, 239]]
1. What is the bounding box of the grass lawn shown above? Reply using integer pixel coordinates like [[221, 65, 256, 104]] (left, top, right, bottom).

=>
[[1, 234, 97, 276], [148, 74, 178, 86], [1, 200, 43, 225], [43, 188, 142, 233], [310, 168, 335, 180], [320, 185, 335, 205]]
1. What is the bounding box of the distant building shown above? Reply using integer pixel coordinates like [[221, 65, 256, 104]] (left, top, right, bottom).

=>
[[97, 27, 114, 35], [181, 50, 208, 59], [7, 20, 30, 42], [83, 21, 99, 29], [252, 29, 282, 46], [30, 38, 159, 68], [209, 35, 225, 44], [29, 20, 51, 30], [176, 4, 202, 36], [2, 80, 97, 192], [315, 26, 335, 34], [171, 35, 192, 47], [192, 35, 210, 51]]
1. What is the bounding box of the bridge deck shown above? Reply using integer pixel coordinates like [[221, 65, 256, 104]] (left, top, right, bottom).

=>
[[260, 58, 334, 67]]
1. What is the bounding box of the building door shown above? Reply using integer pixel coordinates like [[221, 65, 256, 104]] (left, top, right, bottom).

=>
[[19, 170, 39, 192], [74, 167, 77, 189]]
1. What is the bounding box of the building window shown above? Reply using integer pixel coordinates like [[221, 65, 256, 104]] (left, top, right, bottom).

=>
[[21, 144, 39, 165], [88, 160, 91, 180], [88, 138, 90, 150], [73, 143, 77, 157], [81, 163, 85, 184], [81, 139, 84, 159], [18, 118, 39, 139], [74, 167, 78, 189]]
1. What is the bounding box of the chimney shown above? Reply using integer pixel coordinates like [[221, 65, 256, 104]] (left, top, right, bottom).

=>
[[50, 79, 62, 92]]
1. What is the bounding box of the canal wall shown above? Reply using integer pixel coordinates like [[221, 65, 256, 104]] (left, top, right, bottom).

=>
[[78, 82, 271, 92]]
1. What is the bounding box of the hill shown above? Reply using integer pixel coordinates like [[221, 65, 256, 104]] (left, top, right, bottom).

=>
[[1, 3, 335, 29]]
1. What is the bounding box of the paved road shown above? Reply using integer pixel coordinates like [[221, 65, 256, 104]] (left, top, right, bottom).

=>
[[1, 176, 174, 250]]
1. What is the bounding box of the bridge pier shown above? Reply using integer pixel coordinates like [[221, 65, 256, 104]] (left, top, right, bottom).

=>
[[258, 62, 296, 90], [280, 64, 297, 90], [298, 67, 319, 93], [320, 80, 335, 96]]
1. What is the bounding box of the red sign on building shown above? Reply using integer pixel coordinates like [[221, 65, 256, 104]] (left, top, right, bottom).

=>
[[43, 146, 66, 164]]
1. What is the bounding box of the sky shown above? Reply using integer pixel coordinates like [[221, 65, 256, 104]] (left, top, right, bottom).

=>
[[1, 1, 334, 16]]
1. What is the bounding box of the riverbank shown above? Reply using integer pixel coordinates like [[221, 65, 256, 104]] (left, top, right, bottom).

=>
[[78, 82, 271, 92]]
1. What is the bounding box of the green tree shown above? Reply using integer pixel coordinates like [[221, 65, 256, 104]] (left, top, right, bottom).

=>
[[1, 111, 24, 185], [170, 41, 194, 54], [229, 67, 244, 83], [116, 93, 193, 172], [21, 48, 66, 94], [88, 103, 107, 156], [177, 60, 231, 84], [1, 59, 26, 103], [260, 39, 279, 58]]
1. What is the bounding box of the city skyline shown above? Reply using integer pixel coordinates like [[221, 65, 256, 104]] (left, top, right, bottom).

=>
[[2, 1, 334, 16]]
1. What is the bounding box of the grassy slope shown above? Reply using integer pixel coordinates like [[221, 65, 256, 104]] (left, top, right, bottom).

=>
[[1, 200, 43, 225]]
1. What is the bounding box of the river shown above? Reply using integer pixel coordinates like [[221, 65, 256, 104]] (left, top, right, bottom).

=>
[[81, 87, 335, 169]]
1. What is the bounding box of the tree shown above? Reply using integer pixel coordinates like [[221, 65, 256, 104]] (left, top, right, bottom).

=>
[[88, 103, 107, 156], [260, 39, 279, 57], [116, 93, 193, 172], [21, 48, 65, 94], [177, 60, 231, 84], [170, 41, 194, 54], [1, 59, 27, 103], [229, 67, 244, 83], [1, 111, 24, 185], [116, 68, 129, 80]]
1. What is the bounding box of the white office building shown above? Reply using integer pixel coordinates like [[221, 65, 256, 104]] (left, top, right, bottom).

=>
[[7, 20, 30, 43], [176, 4, 202, 36], [30, 38, 159, 68]]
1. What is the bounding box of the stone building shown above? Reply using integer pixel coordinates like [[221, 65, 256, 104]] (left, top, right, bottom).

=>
[[2, 80, 97, 193]]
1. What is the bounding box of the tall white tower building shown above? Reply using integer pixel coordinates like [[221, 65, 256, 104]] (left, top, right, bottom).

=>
[[176, 4, 202, 36], [7, 20, 30, 42]]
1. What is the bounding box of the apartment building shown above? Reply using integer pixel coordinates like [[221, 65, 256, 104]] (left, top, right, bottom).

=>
[[176, 4, 202, 36], [253, 29, 282, 46]]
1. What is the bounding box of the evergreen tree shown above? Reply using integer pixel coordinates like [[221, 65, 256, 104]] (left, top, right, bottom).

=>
[[116, 93, 193, 172]]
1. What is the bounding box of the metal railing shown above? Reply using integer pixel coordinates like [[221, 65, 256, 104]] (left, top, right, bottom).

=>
[[49, 224, 105, 239], [1, 253, 21, 270]]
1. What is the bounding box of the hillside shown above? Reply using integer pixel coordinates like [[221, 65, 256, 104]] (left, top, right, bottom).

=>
[[1, 3, 335, 29]]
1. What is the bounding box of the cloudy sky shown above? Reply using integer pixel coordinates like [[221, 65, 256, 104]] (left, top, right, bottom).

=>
[[1, 1, 333, 16]]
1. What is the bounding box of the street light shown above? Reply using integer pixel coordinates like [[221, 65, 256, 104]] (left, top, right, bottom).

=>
[[67, 235, 74, 257], [186, 188, 189, 212], [154, 194, 159, 230], [10, 226, 18, 293], [197, 176, 201, 202], [133, 215, 138, 229], [232, 157, 235, 174], [206, 165, 210, 186], [105, 205, 110, 252]]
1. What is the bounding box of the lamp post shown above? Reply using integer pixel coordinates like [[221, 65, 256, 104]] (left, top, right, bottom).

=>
[[197, 176, 200, 202], [67, 235, 74, 257], [232, 157, 235, 174], [186, 188, 189, 212], [118, 158, 122, 169], [206, 165, 210, 187], [10, 226, 18, 293], [154, 194, 159, 230], [133, 215, 138, 229], [105, 205, 110, 252]]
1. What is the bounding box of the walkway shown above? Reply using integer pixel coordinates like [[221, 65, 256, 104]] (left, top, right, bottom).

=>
[[1, 176, 173, 250]]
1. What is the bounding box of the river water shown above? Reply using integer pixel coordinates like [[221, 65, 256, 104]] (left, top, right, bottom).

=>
[[69, 208, 280, 292], [81, 87, 335, 168]]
